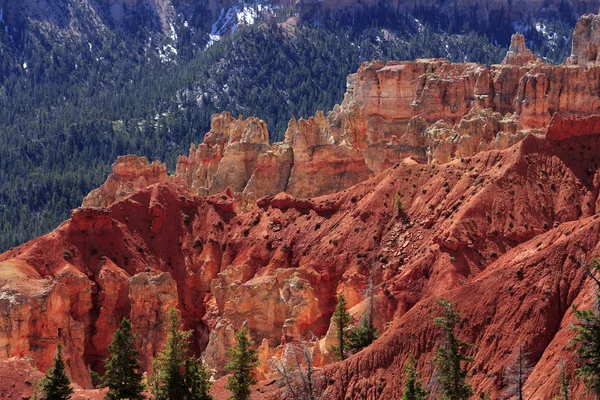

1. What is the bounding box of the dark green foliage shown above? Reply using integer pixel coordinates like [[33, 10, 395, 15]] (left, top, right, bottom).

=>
[[225, 325, 259, 400], [89, 371, 102, 389], [152, 308, 192, 400], [347, 317, 378, 353], [103, 318, 145, 400], [185, 358, 213, 400], [332, 294, 351, 360], [433, 299, 473, 400], [571, 259, 600, 398], [41, 343, 74, 400], [401, 355, 427, 400]]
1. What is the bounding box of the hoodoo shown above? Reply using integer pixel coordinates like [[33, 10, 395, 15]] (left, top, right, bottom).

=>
[[4, 10, 600, 400]]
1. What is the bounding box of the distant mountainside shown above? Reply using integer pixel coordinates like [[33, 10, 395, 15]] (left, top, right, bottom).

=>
[[0, 0, 584, 252], [0, 0, 595, 37]]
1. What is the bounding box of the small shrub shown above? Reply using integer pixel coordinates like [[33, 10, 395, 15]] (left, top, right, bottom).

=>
[[394, 193, 403, 215]]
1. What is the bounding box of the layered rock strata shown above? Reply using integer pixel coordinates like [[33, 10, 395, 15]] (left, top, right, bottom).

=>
[[86, 34, 600, 208], [4, 128, 600, 399]]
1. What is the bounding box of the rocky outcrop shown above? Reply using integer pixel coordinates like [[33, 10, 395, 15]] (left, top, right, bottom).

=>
[[546, 113, 600, 140], [568, 12, 600, 65], [82, 155, 168, 208], [4, 129, 600, 398], [502, 33, 538, 65], [174, 113, 270, 196], [89, 39, 600, 207]]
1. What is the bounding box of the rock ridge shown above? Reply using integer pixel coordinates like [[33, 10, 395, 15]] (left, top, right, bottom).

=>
[[85, 25, 600, 208]]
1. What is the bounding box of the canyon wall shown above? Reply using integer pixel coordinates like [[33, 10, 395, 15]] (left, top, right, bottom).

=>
[[6, 10, 600, 400], [5, 122, 600, 398], [85, 31, 600, 209]]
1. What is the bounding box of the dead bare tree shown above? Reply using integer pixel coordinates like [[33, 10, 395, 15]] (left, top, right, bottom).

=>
[[270, 334, 324, 400], [504, 345, 533, 400]]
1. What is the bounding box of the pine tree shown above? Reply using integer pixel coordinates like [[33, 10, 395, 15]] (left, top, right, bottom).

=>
[[433, 299, 473, 400], [348, 267, 378, 353], [332, 294, 351, 360], [185, 358, 213, 400], [347, 317, 378, 353], [225, 325, 258, 400], [41, 343, 74, 400], [572, 258, 600, 399], [152, 307, 192, 400], [103, 318, 145, 400], [401, 355, 427, 400]]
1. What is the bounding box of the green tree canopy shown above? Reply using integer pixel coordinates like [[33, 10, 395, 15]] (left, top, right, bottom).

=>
[[41, 343, 74, 400], [433, 299, 473, 400], [225, 325, 259, 400], [332, 294, 351, 360], [152, 308, 192, 400], [401, 355, 427, 400], [103, 318, 145, 400]]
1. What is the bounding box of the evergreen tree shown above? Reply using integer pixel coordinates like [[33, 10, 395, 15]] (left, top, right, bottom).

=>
[[152, 308, 192, 400], [185, 358, 213, 400], [433, 299, 473, 400], [348, 268, 378, 353], [347, 317, 378, 353], [332, 294, 351, 360], [572, 259, 600, 398], [225, 325, 259, 400], [103, 318, 145, 400], [41, 343, 74, 400], [401, 355, 427, 400]]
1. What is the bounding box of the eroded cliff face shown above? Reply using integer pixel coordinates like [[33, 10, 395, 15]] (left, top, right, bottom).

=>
[[6, 12, 600, 400], [569, 12, 600, 65], [3, 127, 600, 399], [86, 31, 600, 209]]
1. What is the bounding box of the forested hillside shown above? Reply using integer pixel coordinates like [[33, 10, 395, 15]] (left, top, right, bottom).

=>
[[0, 4, 576, 251]]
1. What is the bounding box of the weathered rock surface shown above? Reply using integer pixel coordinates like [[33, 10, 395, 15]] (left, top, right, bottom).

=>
[[8, 12, 600, 400], [568, 12, 600, 65], [82, 155, 168, 208], [502, 33, 538, 65], [546, 113, 600, 140], [88, 30, 600, 208], [4, 129, 600, 400]]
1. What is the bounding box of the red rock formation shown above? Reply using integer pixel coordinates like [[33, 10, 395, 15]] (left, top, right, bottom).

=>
[[568, 12, 600, 65], [546, 113, 600, 140], [9, 13, 600, 399], [84, 21, 600, 208], [502, 33, 538, 65], [3, 128, 600, 399], [82, 155, 168, 208]]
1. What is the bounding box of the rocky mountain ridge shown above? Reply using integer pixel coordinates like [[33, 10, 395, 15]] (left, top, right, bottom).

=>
[[3, 10, 600, 400], [0, 0, 596, 39], [85, 23, 600, 210]]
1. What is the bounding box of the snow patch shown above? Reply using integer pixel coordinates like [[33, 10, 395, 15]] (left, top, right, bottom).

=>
[[158, 44, 178, 63], [206, 2, 274, 49]]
